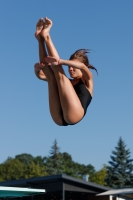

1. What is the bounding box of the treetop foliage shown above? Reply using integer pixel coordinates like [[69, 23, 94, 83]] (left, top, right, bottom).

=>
[[1, 138, 132, 188], [105, 137, 133, 188]]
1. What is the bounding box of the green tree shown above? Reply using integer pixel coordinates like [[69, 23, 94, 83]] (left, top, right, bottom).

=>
[[0, 155, 48, 181], [61, 152, 77, 177], [0, 158, 25, 181], [33, 156, 45, 168], [44, 140, 63, 175], [78, 163, 96, 179], [0, 141, 96, 181], [90, 165, 107, 186], [24, 161, 48, 178], [15, 153, 34, 165], [105, 137, 133, 188], [44, 141, 96, 178], [60, 152, 95, 179]]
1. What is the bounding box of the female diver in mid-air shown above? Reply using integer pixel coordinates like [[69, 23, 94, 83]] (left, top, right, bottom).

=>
[[34, 17, 97, 126]]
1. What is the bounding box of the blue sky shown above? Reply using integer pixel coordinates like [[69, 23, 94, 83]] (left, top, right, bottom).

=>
[[0, 0, 133, 171]]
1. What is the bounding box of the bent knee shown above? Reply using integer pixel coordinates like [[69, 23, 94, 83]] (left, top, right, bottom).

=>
[[64, 112, 84, 125]]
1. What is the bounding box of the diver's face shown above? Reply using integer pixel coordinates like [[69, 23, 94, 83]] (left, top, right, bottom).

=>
[[68, 66, 82, 78]]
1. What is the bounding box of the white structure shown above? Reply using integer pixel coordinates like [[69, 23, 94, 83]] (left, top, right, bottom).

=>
[[97, 188, 133, 200], [83, 174, 89, 182], [0, 186, 45, 198], [110, 196, 125, 200]]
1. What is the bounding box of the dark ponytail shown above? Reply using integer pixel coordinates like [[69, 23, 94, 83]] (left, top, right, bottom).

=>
[[88, 64, 98, 75]]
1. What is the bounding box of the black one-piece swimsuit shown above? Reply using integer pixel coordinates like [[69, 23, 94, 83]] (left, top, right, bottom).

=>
[[61, 79, 92, 126]]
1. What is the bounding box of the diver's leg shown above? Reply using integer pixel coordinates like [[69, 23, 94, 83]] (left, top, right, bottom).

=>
[[51, 66, 84, 124], [41, 18, 84, 124], [35, 18, 48, 63], [41, 17, 60, 59], [42, 65, 64, 125]]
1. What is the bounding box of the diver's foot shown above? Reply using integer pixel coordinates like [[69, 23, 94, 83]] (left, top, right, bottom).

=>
[[41, 17, 52, 38], [35, 18, 44, 40], [34, 63, 46, 80]]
